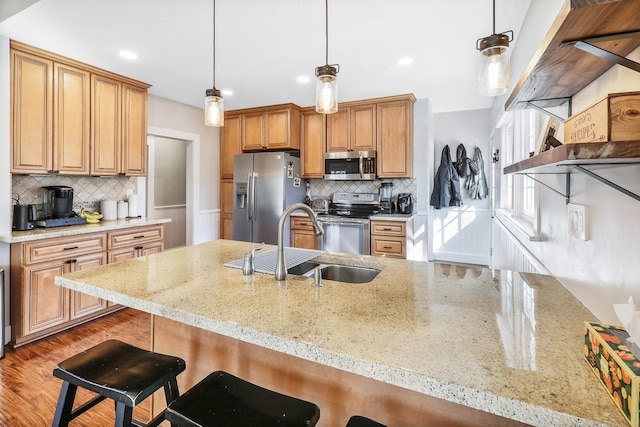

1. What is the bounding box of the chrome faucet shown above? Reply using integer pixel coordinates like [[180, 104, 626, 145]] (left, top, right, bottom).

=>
[[274, 203, 324, 281]]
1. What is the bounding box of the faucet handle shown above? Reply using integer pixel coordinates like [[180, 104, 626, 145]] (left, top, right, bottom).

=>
[[242, 243, 264, 275]]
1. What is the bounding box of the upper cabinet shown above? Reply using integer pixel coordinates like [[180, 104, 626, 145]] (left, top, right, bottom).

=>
[[326, 103, 376, 152], [506, 0, 640, 112], [10, 41, 150, 176], [239, 104, 302, 151], [220, 115, 242, 179], [300, 108, 326, 179], [376, 95, 415, 179]]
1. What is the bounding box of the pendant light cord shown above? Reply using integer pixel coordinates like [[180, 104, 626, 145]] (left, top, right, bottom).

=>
[[492, 0, 496, 35], [213, 0, 216, 88], [324, 0, 329, 65]]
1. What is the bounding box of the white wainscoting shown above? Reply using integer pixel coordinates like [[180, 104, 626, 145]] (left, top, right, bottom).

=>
[[195, 209, 220, 244], [430, 207, 491, 266]]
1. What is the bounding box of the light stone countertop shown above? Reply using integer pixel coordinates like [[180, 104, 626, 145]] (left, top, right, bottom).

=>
[[55, 239, 626, 427], [369, 213, 415, 221], [0, 217, 171, 243]]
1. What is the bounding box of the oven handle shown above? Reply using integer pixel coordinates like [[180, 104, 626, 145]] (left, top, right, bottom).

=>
[[318, 219, 369, 226]]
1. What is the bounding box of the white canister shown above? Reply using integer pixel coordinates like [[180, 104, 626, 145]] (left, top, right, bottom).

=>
[[101, 200, 117, 220], [128, 194, 138, 218], [117, 201, 129, 219]]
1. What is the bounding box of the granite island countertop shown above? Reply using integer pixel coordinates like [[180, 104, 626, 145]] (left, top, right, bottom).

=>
[[0, 217, 171, 243], [55, 239, 626, 427]]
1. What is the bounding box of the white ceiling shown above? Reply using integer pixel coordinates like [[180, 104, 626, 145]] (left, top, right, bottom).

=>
[[0, 0, 531, 114]]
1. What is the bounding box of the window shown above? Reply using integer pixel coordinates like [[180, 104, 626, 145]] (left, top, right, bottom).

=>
[[498, 109, 542, 238]]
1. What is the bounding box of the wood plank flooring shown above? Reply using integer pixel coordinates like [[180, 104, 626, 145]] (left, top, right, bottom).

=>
[[0, 308, 153, 426]]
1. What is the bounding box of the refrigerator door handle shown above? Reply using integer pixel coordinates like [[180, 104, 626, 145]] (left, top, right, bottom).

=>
[[247, 172, 256, 220]]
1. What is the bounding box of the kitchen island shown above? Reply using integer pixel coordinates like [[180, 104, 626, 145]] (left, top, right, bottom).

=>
[[55, 239, 625, 426]]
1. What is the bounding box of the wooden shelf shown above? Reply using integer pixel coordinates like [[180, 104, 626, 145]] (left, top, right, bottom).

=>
[[503, 140, 640, 174], [505, 0, 640, 111]]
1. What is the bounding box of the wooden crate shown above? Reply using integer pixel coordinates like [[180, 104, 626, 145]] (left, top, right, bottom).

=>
[[565, 92, 640, 143]]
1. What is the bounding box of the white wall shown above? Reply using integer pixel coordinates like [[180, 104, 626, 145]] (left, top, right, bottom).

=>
[[148, 95, 220, 243], [0, 35, 10, 344], [490, 0, 640, 323], [411, 98, 433, 261], [430, 109, 492, 265]]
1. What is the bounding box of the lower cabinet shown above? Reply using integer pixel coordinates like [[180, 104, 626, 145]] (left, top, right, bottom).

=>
[[370, 219, 413, 259], [290, 216, 320, 250], [10, 224, 164, 346]]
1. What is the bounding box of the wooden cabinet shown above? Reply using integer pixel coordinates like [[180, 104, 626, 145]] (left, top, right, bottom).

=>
[[10, 41, 149, 177], [300, 108, 325, 178], [377, 96, 415, 178], [10, 49, 91, 175], [326, 103, 376, 153], [221, 115, 242, 179], [370, 219, 413, 259], [238, 104, 302, 151], [290, 216, 320, 250], [220, 179, 234, 240], [9, 224, 164, 346], [107, 225, 164, 263]]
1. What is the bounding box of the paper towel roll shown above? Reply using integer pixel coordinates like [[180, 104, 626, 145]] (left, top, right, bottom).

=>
[[117, 201, 128, 219], [101, 200, 117, 220], [128, 194, 138, 217]]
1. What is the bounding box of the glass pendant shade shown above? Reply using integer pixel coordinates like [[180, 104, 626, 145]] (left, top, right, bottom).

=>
[[205, 88, 224, 127], [477, 41, 510, 96], [315, 65, 338, 114]]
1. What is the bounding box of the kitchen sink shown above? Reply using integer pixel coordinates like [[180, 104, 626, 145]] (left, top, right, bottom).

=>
[[314, 265, 380, 284], [287, 261, 380, 284]]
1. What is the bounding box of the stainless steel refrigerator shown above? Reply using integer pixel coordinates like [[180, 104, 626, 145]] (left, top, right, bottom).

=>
[[232, 152, 305, 245]]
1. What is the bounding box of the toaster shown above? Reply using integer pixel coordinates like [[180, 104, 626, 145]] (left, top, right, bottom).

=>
[[312, 198, 330, 213]]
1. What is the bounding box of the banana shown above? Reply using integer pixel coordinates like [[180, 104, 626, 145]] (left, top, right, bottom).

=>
[[80, 208, 104, 223]]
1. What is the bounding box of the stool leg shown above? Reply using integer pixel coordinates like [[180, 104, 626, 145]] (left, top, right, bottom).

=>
[[52, 381, 77, 427], [114, 402, 133, 427], [163, 378, 180, 427]]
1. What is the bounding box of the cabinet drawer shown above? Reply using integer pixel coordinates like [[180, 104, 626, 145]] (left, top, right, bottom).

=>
[[23, 233, 106, 265], [108, 226, 163, 249], [371, 236, 405, 258], [371, 221, 405, 236], [291, 216, 315, 230]]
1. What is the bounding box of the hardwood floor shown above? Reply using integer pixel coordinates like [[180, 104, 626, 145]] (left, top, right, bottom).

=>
[[0, 308, 153, 426]]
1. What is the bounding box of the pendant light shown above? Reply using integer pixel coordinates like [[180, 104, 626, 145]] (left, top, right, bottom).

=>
[[315, 0, 339, 114], [205, 0, 224, 127], [476, 0, 513, 97]]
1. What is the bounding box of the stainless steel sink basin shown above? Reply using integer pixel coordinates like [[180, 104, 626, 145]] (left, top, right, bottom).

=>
[[287, 261, 320, 275], [315, 265, 380, 283]]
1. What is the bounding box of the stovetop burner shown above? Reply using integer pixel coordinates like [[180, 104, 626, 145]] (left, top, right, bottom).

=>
[[327, 192, 380, 218]]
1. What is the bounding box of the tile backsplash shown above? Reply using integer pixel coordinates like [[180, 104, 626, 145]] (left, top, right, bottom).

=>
[[309, 178, 417, 202], [11, 175, 137, 213]]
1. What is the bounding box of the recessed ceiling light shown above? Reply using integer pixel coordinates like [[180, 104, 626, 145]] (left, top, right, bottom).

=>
[[221, 89, 233, 96], [119, 50, 138, 60], [397, 57, 413, 65], [297, 75, 311, 84]]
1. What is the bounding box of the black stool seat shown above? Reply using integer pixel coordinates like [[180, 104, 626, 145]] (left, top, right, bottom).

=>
[[346, 415, 387, 427], [52, 339, 186, 427], [166, 371, 320, 427]]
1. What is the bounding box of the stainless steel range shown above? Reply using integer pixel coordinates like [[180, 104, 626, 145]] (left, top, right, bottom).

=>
[[316, 192, 380, 255]]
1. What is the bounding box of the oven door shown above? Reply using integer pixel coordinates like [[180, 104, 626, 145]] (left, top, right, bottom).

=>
[[318, 217, 370, 255]]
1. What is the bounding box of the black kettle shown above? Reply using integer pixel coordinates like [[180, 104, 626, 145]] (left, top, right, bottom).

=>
[[396, 193, 414, 214], [13, 204, 37, 231]]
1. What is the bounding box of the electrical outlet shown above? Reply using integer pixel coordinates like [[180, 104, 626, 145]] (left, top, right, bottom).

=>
[[126, 189, 134, 197], [568, 203, 587, 241]]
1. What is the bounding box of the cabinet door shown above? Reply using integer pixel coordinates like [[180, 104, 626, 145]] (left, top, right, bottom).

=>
[[326, 109, 350, 152], [122, 84, 148, 176], [377, 100, 413, 178], [264, 109, 289, 149], [242, 113, 265, 150], [70, 252, 107, 319], [139, 242, 163, 257], [23, 260, 69, 335], [10, 49, 53, 174], [107, 247, 137, 263], [301, 110, 325, 178], [54, 63, 90, 175], [91, 74, 121, 175], [291, 230, 319, 250], [221, 115, 242, 179], [351, 104, 376, 151], [221, 179, 234, 240]]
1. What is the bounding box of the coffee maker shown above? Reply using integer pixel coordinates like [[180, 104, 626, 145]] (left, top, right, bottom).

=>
[[37, 186, 86, 228], [378, 182, 394, 214]]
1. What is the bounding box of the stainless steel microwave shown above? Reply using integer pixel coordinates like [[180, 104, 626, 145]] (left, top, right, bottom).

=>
[[324, 150, 376, 180]]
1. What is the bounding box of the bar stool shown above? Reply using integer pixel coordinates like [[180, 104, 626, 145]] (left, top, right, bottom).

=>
[[165, 370, 320, 426], [346, 415, 387, 427], [52, 339, 186, 427]]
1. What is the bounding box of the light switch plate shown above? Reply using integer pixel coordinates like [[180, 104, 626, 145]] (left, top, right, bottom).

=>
[[568, 203, 587, 241]]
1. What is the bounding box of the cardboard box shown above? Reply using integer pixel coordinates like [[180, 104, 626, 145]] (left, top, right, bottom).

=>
[[565, 92, 640, 143], [585, 322, 640, 426]]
